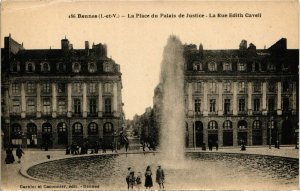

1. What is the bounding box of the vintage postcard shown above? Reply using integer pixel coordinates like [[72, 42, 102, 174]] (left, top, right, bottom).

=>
[[1, 0, 299, 190]]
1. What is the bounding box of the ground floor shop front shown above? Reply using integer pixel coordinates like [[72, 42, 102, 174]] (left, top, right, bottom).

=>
[[185, 115, 298, 147]]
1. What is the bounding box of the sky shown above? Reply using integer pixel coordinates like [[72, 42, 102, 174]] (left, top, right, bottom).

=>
[[1, 1, 298, 119]]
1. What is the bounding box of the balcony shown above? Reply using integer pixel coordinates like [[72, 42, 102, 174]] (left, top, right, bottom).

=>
[[253, 111, 262, 115], [223, 110, 233, 116], [238, 111, 247, 116], [88, 112, 98, 117], [103, 112, 113, 117]]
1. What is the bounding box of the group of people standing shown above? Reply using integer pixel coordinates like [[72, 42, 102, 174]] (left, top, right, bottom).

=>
[[126, 165, 165, 190], [5, 146, 24, 164]]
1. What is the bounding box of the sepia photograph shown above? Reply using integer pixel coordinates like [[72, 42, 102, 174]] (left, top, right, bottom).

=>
[[1, 1, 299, 190]]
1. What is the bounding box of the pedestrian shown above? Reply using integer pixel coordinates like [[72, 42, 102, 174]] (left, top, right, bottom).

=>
[[5, 147, 15, 164], [128, 171, 135, 190], [126, 167, 131, 190], [125, 140, 129, 152], [102, 144, 106, 153], [144, 166, 153, 189], [208, 139, 213, 151], [156, 165, 165, 189], [142, 142, 146, 152], [16, 146, 24, 163], [136, 172, 142, 190], [215, 141, 218, 151], [66, 145, 70, 155]]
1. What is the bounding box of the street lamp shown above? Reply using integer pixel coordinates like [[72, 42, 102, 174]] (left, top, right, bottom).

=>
[[193, 110, 196, 150], [269, 118, 274, 149]]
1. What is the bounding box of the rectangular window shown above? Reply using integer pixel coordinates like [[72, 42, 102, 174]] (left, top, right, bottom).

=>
[[42, 83, 51, 93], [209, 99, 216, 112], [89, 83, 96, 93], [194, 99, 201, 113], [209, 82, 216, 93], [194, 82, 202, 93], [12, 83, 20, 94], [238, 99, 245, 112], [224, 99, 230, 114], [12, 99, 20, 113], [73, 83, 81, 93], [43, 98, 51, 115], [254, 99, 260, 111], [268, 82, 275, 92], [238, 63, 246, 71], [27, 99, 36, 113], [74, 99, 81, 114], [89, 99, 97, 114], [27, 83, 36, 94], [104, 98, 112, 113], [239, 82, 246, 93], [253, 82, 261, 92], [223, 82, 231, 93], [282, 97, 289, 111], [268, 98, 275, 111], [57, 83, 66, 93], [104, 83, 112, 93], [58, 99, 66, 115]]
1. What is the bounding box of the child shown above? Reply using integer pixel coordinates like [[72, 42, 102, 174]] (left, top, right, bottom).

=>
[[136, 172, 142, 190]]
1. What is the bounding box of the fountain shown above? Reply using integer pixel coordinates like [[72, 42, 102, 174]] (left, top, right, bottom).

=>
[[22, 36, 299, 190], [159, 36, 185, 163]]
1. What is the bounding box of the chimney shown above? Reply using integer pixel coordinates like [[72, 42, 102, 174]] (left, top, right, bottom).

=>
[[85, 41, 89, 50], [239, 40, 247, 50], [199, 43, 203, 59], [61, 37, 70, 50]]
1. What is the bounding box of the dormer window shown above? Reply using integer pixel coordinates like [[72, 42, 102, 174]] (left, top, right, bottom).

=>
[[41, 62, 50, 72], [57, 62, 66, 72], [11, 62, 20, 73], [282, 62, 289, 71], [223, 62, 232, 71], [88, 62, 97, 73], [253, 62, 260, 72], [72, 62, 81, 73], [193, 61, 202, 71], [268, 63, 276, 71], [26, 62, 35, 73], [208, 61, 217, 71], [104, 62, 112, 72], [238, 63, 246, 71]]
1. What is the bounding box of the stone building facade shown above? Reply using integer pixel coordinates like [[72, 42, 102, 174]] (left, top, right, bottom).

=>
[[154, 38, 299, 147], [1, 35, 124, 148]]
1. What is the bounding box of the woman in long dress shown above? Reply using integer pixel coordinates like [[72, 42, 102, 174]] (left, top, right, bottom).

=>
[[144, 166, 153, 189]]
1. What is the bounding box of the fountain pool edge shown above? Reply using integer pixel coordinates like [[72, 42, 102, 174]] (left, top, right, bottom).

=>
[[20, 151, 299, 185]]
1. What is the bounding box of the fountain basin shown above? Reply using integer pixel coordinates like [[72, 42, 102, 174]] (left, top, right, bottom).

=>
[[24, 152, 299, 190]]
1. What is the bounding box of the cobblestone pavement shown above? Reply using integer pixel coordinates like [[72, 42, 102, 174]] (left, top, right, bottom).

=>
[[1, 146, 298, 190]]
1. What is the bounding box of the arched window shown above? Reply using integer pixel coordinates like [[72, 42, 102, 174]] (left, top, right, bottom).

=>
[[208, 61, 217, 71], [27, 123, 37, 134], [208, 121, 218, 130], [223, 62, 232, 71], [26, 62, 35, 73], [57, 62, 66, 72], [238, 120, 247, 129], [11, 62, 20, 72], [253, 120, 261, 129], [57, 122, 67, 132], [103, 122, 113, 134], [195, 121, 203, 132], [193, 61, 202, 71], [103, 62, 112, 72], [72, 122, 83, 134], [88, 122, 98, 135], [11, 123, 22, 138], [72, 62, 81, 73], [41, 62, 50, 72], [88, 62, 97, 73], [223, 120, 232, 130], [42, 123, 52, 133]]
